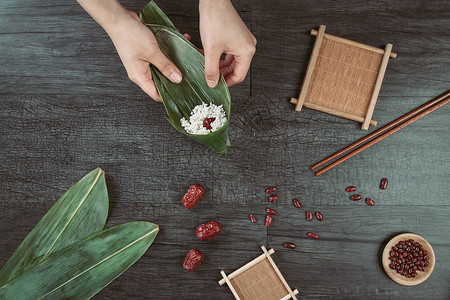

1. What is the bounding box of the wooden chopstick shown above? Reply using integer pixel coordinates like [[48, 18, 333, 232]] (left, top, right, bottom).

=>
[[312, 90, 450, 176]]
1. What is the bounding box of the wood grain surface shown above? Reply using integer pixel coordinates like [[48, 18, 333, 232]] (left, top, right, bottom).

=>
[[0, 0, 449, 299]]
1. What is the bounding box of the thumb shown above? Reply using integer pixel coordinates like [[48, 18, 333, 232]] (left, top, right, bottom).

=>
[[204, 48, 222, 88], [151, 49, 182, 84]]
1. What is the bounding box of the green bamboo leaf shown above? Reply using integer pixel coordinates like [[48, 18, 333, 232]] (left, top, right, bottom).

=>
[[0, 168, 108, 286], [0, 222, 159, 300], [140, 1, 231, 156]]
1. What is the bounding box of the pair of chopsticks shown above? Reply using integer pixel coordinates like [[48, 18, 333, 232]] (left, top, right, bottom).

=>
[[312, 90, 450, 176]]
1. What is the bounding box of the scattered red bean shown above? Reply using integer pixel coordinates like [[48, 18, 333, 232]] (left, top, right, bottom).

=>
[[350, 194, 362, 201], [196, 221, 221, 240], [388, 239, 429, 278], [283, 242, 296, 249], [293, 198, 302, 208], [346, 186, 357, 192], [183, 249, 203, 271], [265, 186, 277, 194], [315, 211, 324, 221], [182, 184, 205, 209], [365, 198, 375, 206], [266, 208, 276, 215], [265, 214, 273, 227], [268, 195, 279, 202], [307, 232, 319, 239], [249, 214, 256, 223], [306, 211, 313, 221], [203, 117, 216, 130], [380, 178, 388, 190]]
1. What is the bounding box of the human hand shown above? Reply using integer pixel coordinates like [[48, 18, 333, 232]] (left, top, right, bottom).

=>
[[104, 9, 182, 101], [199, 0, 256, 88]]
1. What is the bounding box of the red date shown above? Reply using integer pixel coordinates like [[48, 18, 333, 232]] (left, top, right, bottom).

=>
[[306, 211, 313, 221], [365, 198, 375, 206], [283, 242, 296, 249], [182, 184, 205, 209], [293, 198, 302, 208], [315, 211, 324, 221], [183, 249, 203, 271], [249, 213, 256, 223], [265, 186, 277, 194], [307, 232, 319, 239], [265, 214, 273, 227], [266, 208, 276, 215], [346, 186, 357, 192], [380, 178, 388, 190], [350, 194, 362, 201], [268, 195, 279, 202], [196, 221, 221, 240]]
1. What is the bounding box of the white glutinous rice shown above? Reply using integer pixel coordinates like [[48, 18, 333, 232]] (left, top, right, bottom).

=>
[[180, 103, 227, 135]]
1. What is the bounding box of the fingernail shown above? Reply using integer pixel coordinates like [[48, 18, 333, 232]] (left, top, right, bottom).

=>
[[207, 79, 216, 88], [170, 71, 182, 83]]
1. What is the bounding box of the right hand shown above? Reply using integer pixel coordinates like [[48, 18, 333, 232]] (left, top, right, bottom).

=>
[[105, 9, 182, 101]]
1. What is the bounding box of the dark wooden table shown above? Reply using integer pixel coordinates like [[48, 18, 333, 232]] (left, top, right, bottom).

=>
[[1, 0, 449, 299]]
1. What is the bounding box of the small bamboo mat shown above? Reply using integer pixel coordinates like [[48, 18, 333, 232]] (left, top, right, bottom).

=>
[[219, 246, 298, 300], [230, 259, 289, 300], [291, 25, 396, 130], [309, 38, 382, 117]]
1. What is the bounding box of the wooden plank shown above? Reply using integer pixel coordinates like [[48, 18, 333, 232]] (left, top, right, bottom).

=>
[[311, 30, 397, 58], [361, 43, 393, 130], [291, 99, 378, 126], [294, 25, 326, 111], [220, 270, 241, 300], [1, 0, 450, 299]]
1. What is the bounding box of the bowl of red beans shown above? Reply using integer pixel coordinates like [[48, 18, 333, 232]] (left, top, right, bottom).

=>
[[382, 233, 435, 286]]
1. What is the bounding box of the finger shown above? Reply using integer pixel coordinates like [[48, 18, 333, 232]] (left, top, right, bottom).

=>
[[220, 57, 236, 77], [128, 10, 140, 21], [151, 50, 182, 84], [132, 67, 162, 102], [183, 33, 191, 41], [219, 54, 234, 68], [224, 53, 252, 87], [204, 48, 222, 88]]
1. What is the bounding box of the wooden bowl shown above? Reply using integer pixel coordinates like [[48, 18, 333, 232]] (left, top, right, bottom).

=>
[[382, 233, 435, 286]]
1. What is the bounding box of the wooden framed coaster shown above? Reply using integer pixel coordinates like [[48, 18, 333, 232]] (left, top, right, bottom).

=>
[[291, 25, 397, 130], [218, 246, 298, 300]]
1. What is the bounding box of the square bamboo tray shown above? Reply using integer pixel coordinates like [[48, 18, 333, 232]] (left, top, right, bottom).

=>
[[291, 25, 397, 130], [219, 246, 298, 300]]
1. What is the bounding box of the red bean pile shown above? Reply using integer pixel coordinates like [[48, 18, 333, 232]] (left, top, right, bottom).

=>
[[388, 239, 429, 278]]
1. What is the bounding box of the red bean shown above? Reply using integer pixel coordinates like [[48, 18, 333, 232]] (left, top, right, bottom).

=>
[[307, 232, 319, 239], [268, 195, 279, 202], [350, 194, 362, 201], [266, 208, 276, 215], [293, 198, 302, 208], [315, 211, 324, 221], [346, 186, 357, 192], [249, 214, 256, 223], [203, 117, 216, 130], [283, 242, 296, 249], [365, 198, 375, 206], [306, 211, 313, 221], [265, 186, 277, 194], [265, 214, 273, 227], [380, 178, 388, 190]]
